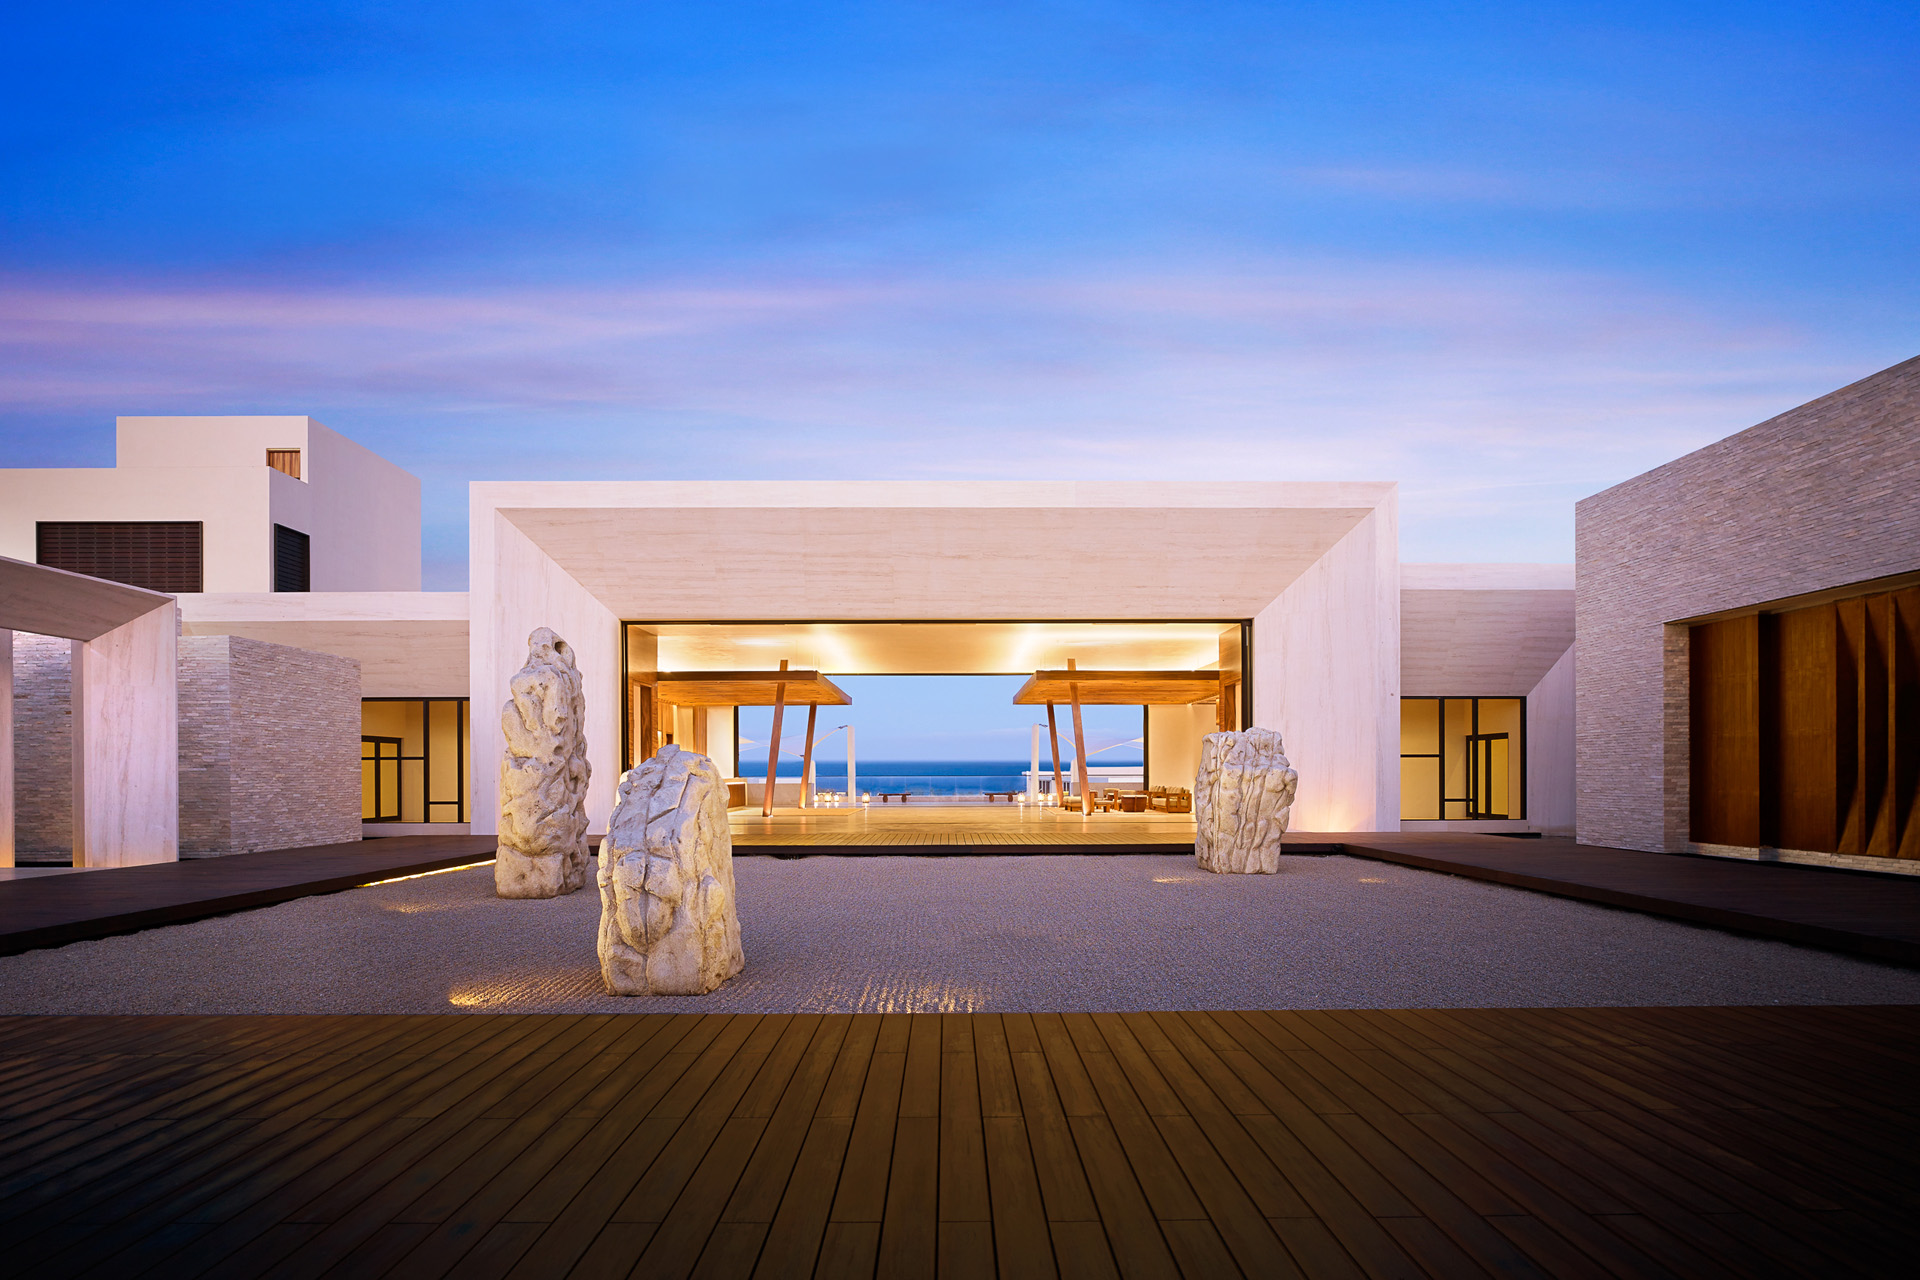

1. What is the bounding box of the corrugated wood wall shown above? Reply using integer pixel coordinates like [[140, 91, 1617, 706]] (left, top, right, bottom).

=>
[[1690, 585, 1920, 857]]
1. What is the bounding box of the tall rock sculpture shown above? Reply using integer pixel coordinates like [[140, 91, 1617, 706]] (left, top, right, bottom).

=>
[[1194, 727, 1298, 874], [598, 744, 745, 996], [496, 628, 592, 898]]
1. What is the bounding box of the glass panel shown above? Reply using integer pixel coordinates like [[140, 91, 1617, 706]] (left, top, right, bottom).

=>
[[426, 700, 462, 820], [1486, 737, 1510, 817], [1399, 757, 1440, 819], [1442, 699, 1472, 809], [400, 759, 426, 824], [362, 745, 378, 820], [1400, 698, 1439, 755], [1477, 698, 1524, 819]]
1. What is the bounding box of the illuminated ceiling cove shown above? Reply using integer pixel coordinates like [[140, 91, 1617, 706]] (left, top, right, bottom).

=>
[[631, 621, 1240, 675]]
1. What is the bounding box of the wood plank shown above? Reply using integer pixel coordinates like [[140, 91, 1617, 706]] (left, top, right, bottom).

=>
[[656, 669, 851, 707], [8, 1010, 1920, 1280], [1015, 670, 1223, 706]]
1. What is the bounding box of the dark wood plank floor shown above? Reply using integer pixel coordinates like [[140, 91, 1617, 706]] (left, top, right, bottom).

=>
[[0, 835, 499, 956], [3, 1007, 1915, 1278], [1342, 834, 1920, 966]]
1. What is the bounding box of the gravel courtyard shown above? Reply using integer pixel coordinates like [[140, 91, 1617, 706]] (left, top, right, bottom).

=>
[[5, 853, 1919, 1014]]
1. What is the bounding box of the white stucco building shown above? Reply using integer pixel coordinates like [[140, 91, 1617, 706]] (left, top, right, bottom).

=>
[[3, 414, 1582, 865]]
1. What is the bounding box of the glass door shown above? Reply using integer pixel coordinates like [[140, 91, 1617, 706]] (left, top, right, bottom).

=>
[[1466, 733, 1510, 818], [362, 737, 402, 821]]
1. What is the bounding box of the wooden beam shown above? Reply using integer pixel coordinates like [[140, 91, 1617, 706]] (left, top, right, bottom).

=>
[[1046, 704, 1064, 807], [1068, 658, 1091, 810], [657, 670, 851, 707], [799, 703, 818, 809], [1012, 669, 1222, 705], [762, 659, 789, 817]]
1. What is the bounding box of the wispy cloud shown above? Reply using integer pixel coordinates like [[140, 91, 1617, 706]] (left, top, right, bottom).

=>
[[0, 260, 1899, 577]]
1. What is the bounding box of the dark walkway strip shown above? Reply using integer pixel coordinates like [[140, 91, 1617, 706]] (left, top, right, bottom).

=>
[[0, 835, 499, 956], [1, 1008, 1914, 1278], [1341, 833, 1920, 967]]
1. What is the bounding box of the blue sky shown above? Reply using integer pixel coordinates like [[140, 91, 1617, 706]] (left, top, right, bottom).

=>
[[3, 1, 1917, 589]]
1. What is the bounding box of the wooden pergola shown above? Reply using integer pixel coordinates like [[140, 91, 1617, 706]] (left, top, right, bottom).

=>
[[656, 665, 852, 815], [1012, 665, 1225, 807]]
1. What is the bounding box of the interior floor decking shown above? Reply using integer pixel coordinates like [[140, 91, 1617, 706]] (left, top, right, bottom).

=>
[[729, 805, 1203, 851], [3, 1007, 1915, 1279]]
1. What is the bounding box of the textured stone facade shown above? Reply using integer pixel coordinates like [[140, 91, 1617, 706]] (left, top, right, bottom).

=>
[[10, 632, 73, 858], [178, 635, 362, 857], [1575, 354, 1920, 852]]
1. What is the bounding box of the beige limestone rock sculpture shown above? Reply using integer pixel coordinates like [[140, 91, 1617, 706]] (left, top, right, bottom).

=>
[[597, 744, 745, 996], [496, 628, 592, 898], [1194, 727, 1298, 874]]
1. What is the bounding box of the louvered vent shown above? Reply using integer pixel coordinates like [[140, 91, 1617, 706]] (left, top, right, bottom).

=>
[[37, 521, 204, 593]]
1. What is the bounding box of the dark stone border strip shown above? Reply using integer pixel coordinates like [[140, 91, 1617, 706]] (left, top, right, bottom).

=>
[[0, 835, 499, 957]]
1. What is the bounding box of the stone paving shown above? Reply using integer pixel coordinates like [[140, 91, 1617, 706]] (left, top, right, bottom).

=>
[[5, 853, 1920, 1015]]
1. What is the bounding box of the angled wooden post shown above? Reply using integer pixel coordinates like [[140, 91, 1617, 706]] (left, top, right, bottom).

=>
[[1046, 703, 1065, 806], [1068, 658, 1091, 810], [762, 659, 789, 816], [799, 703, 818, 809]]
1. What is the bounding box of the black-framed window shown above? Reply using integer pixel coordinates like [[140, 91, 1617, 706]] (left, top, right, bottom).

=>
[[274, 524, 310, 592], [361, 738, 402, 821], [360, 699, 468, 823], [1400, 697, 1526, 820], [37, 520, 204, 592]]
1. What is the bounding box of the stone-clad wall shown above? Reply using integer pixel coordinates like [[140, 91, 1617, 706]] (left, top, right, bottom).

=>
[[179, 635, 361, 857], [177, 637, 233, 855], [1575, 354, 1920, 852], [10, 633, 72, 857], [15, 632, 360, 858], [229, 636, 361, 855]]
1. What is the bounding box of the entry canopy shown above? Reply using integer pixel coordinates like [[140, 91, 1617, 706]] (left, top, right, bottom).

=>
[[655, 670, 852, 707], [1013, 669, 1223, 706]]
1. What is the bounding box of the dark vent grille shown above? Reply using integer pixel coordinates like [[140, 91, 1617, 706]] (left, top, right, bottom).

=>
[[37, 521, 203, 593], [274, 524, 311, 592]]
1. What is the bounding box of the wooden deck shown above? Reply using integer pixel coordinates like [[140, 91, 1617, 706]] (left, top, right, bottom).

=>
[[3, 1007, 1916, 1278], [0, 835, 499, 957], [730, 806, 1210, 854], [1341, 833, 1920, 968]]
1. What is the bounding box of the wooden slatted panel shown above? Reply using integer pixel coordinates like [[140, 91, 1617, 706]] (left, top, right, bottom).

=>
[[1690, 615, 1760, 847], [36, 520, 204, 594], [3, 1008, 1917, 1278]]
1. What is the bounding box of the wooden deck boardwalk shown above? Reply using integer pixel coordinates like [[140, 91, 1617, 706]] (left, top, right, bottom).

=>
[[1341, 833, 1920, 967], [0, 835, 500, 957], [3, 1007, 1916, 1278]]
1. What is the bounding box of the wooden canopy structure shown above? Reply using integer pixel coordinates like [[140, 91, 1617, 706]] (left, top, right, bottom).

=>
[[647, 665, 852, 816], [1012, 669, 1222, 706], [655, 670, 851, 707], [1014, 666, 1225, 812]]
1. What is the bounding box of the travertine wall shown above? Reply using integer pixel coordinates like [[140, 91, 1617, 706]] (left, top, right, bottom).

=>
[[1575, 354, 1920, 852], [177, 638, 233, 854], [178, 635, 362, 856], [10, 632, 72, 858]]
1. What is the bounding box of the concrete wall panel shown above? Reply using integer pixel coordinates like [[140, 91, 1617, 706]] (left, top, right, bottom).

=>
[[1252, 501, 1400, 831], [470, 508, 621, 837], [72, 602, 178, 867]]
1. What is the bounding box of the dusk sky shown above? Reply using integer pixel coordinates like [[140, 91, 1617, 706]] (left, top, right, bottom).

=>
[[4, 2, 1917, 589]]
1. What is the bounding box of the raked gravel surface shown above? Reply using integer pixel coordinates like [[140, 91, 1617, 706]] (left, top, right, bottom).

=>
[[4, 854, 1919, 1014]]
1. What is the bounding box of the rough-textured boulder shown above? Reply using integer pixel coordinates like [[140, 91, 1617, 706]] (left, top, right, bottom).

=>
[[1194, 728, 1298, 874], [598, 745, 745, 996], [496, 628, 592, 898]]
